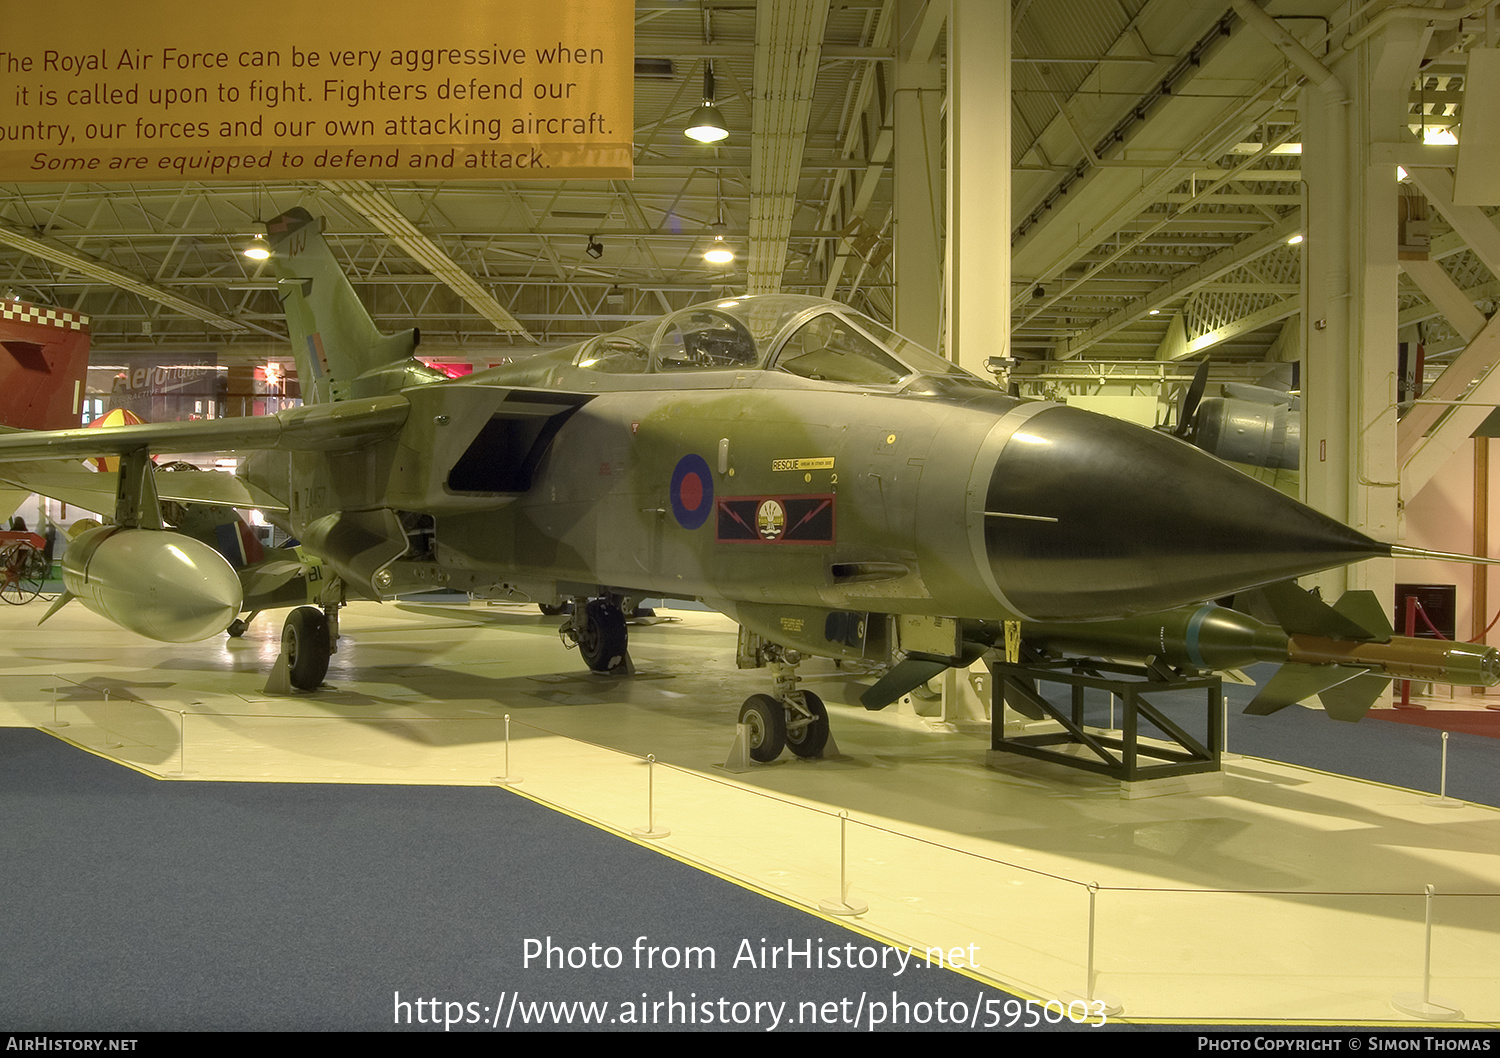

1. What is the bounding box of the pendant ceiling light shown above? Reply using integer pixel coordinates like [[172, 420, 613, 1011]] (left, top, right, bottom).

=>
[[242, 222, 271, 261], [703, 179, 734, 265], [684, 62, 729, 144]]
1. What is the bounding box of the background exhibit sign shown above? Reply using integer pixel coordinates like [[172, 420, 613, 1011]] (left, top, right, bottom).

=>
[[0, 0, 632, 181]]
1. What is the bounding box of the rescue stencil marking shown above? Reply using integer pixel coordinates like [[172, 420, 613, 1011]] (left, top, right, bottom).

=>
[[771, 457, 835, 472], [717, 494, 835, 544], [670, 453, 714, 530]]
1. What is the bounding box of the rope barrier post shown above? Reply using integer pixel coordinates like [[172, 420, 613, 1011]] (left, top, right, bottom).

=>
[[1392, 884, 1462, 1020], [492, 713, 523, 786], [1060, 881, 1123, 1016], [164, 709, 187, 778], [47, 675, 68, 728], [818, 810, 868, 916], [631, 754, 671, 839], [1423, 730, 1462, 808]]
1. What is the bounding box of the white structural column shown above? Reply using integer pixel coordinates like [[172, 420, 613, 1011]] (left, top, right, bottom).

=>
[[1299, 17, 1429, 601], [940, 0, 1006, 724], [944, 0, 1008, 375], [892, 0, 946, 350]]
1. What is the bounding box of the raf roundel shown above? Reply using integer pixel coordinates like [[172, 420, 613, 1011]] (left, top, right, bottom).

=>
[[670, 453, 714, 530]]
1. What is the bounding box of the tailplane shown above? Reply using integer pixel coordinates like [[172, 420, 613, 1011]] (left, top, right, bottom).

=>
[[266, 208, 443, 404]]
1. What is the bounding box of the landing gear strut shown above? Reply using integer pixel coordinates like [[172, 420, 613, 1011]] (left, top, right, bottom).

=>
[[226, 609, 262, 638], [784, 688, 830, 759]]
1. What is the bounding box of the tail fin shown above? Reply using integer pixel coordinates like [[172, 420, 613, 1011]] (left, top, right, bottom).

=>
[[266, 208, 442, 404]]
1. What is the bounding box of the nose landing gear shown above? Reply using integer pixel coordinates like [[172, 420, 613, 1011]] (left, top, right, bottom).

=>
[[737, 651, 832, 763]]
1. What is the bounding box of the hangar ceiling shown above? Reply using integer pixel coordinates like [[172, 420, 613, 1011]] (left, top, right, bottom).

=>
[[0, 0, 1493, 396]]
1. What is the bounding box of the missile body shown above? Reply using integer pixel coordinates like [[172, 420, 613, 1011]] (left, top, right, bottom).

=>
[[62, 525, 242, 642], [1024, 603, 1500, 690], [1284, 633, 1500, 687]]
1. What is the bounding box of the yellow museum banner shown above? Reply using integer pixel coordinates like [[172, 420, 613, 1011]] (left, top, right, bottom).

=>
[[0, 0, 633, 181]]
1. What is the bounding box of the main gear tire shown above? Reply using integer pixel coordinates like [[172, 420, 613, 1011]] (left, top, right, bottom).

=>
[[739, 694, 787, 763], [785, 691, 830, 759], [282, 606, 331, 691], [577, 599, 628, 672]]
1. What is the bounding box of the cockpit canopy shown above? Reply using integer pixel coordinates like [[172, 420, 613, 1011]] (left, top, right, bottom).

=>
[[572, 295, 985, 388]]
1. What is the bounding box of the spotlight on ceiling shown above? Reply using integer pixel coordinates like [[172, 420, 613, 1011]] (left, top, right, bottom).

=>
[[685, 63, 729, 143], [1033, 284, 1046, 299], [586, 236, 604, 260], [703, 233, 735, 265], [242, 222, 271, 261], [686, 104, 728, 144]]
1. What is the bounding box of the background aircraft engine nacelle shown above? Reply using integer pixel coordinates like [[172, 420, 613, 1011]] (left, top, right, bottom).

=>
[[1194, 396, 1299, 471], [62, 525, 243, 643]]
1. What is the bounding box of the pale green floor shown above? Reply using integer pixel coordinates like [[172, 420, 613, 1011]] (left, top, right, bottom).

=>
[[2, 597, 1497, 1027]]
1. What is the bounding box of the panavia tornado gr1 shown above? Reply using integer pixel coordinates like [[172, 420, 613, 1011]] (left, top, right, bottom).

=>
[[0, 207, 1474, 762]]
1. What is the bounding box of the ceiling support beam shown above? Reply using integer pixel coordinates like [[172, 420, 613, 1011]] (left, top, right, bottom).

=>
[[1400, 258, 1488, 343], [747, 0, 829, 293], [1180, 294, 1301, 359], [323, 181, 535, 342], [1397, 168, 1500, 461], [1057, 209, 1302, 359], [1401, 314, 1500, 495], [1405, 166, 1500, 272], [0, 223, 247, 333]]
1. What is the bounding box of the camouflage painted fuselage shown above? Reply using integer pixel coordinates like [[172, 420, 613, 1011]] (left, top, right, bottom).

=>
[[435, 371, 1018, 639], [250, 290, 1386, 669]]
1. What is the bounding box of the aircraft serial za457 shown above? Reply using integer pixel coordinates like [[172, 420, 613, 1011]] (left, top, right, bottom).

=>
[[0, 208, 1479, 761]]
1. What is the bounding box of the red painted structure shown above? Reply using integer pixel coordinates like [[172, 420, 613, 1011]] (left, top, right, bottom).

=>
[[0, 299, 89, 430]]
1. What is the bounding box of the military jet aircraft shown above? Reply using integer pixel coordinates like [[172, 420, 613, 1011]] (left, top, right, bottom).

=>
[[0, 208, 1459, 762]]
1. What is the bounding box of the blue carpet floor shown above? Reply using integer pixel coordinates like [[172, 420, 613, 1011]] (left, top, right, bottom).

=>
[[0, 727, 1037, 1033]]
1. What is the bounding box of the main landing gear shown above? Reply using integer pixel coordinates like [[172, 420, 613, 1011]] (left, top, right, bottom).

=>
[[560, 596, 631, 674], [737, 653, 832, 763], [281, 605, 333, 691], [269, 585, 345, 693]]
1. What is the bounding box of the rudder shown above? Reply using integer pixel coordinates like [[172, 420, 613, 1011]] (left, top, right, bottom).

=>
[[266, 208, 439, 404]]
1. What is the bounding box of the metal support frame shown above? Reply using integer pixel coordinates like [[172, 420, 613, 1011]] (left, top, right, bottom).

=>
[[989, 655, 1222, 781], [114, 447, 163, 530]]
